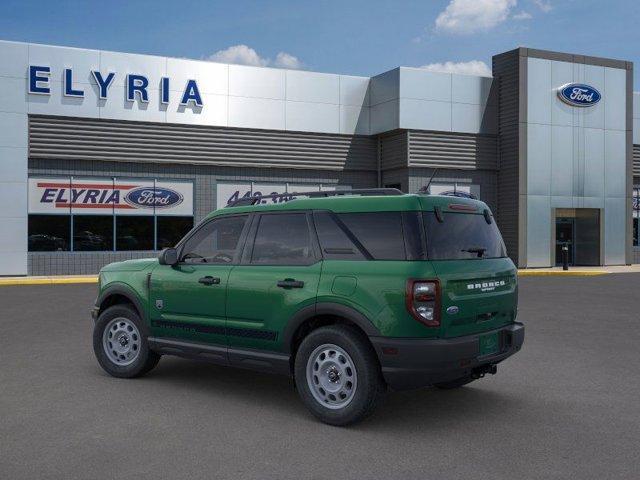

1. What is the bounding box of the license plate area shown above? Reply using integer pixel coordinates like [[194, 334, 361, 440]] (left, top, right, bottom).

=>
[[478, 332, 500, 356]]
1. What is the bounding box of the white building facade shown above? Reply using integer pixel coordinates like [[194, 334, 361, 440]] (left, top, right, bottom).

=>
[[0, 41, 637, 275]]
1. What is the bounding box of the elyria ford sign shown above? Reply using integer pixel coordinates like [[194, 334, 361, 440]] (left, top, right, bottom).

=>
[[557, 83, 601, 107], [28, 65, 204, 107], [28, 178, 193, 216]]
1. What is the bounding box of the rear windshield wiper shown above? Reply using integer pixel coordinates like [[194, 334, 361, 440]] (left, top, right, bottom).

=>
[[461, 247, 486, 258]]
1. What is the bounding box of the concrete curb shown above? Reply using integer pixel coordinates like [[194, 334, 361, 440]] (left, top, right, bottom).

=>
[[0, 276, 98, 286], [517, 270, 608, 277]]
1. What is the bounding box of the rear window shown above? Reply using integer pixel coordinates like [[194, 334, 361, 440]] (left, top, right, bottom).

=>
[[423, 212, 507, 260], [315, 211, 426, 261]]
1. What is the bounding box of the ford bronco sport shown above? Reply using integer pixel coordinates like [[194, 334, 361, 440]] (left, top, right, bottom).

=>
[[92, 189, 524, 425]]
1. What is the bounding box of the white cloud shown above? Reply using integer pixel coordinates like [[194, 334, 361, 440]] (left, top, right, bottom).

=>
[[435, 0, 517, 34], [207, 44, 268, 67], [420, 60, 492, 77], [513, 10, 532, 20], [273, 52, 303, 69], [532, 0, 552, 12], [206, 44, 303, 69]]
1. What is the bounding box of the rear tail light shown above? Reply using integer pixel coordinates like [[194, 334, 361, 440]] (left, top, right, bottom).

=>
[[406, 279, 440, 327]]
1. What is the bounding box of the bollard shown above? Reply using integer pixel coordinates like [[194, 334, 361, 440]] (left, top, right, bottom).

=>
[[562, 244, 569, 271]]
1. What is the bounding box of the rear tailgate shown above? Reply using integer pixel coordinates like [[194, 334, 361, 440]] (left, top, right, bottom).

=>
[[432, 258, 517, 338]]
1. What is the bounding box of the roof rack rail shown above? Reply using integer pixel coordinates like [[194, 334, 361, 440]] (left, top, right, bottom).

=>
[[225, 188, 403, 208]]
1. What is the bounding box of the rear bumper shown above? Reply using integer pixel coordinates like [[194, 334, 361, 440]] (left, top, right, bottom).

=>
[[370, 323, 524, 391]]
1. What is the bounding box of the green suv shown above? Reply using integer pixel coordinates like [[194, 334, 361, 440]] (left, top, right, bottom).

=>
[[92, 189, 524, 425]]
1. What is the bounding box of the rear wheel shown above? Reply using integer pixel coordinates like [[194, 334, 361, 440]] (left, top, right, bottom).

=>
[[294, 325, 385, 426], [434, 375, 475, 389], [93, 304, 160, 378]]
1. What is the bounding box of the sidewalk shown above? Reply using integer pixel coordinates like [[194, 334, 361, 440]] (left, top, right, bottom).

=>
[[517, 265, 640, 276], [0, 275, 97, 286]]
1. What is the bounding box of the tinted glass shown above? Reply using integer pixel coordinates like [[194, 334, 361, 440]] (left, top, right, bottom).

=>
[[181, 215, 247, 264], [115, 216, 154, 251], [337, 212, 406, 260], [251, 214, 313, 265], [402, 212, 426, 260], [423, 212, 507, 260], [313, 212, 365, 260], [28, 215, 70, 251], [157, 216, 194, 249], [73, 215, 113, 251]]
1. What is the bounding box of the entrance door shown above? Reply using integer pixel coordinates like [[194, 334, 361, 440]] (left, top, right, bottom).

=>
[[555, 217, 574, 266], [555, 209, 600, 266]]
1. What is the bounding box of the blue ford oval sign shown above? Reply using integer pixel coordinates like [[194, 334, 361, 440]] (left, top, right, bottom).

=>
[[124, 187, 183, 209], [557, 83, 601, 107]]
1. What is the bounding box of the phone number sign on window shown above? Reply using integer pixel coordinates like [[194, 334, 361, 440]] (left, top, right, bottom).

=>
[[28, 177, 193, 216], [216, 181, 351, 208]]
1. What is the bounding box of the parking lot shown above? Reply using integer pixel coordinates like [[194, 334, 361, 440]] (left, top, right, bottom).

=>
[[1, 274, 639, 479]]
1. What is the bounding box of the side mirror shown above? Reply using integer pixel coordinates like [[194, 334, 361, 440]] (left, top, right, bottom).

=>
[[159, 247, 178, 266]]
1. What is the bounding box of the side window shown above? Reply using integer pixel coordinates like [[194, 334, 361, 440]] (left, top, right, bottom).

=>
[[180, 215, 248, 264], [336, 212, 406, 260], [313, 212, 366, 260], [251, 213, 313, 265]]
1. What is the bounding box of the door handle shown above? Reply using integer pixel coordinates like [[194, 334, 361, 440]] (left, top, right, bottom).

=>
[[198, 276, 220, 285], [277, 278, 304, 289]]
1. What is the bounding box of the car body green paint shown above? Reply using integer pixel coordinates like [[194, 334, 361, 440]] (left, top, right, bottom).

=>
[[95, 193, 522, 387]]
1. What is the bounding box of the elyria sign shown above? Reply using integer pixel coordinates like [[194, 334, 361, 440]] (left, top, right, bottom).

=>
[[29, 178, 192, 215], [28, 65, 204, 107], [557, 83, 601, 107]]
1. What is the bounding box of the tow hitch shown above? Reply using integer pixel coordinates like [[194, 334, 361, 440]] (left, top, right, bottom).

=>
[[471, 364, 497, 379]]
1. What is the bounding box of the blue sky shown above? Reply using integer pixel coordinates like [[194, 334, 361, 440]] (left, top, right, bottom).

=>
[[0, 0, 638, 84]]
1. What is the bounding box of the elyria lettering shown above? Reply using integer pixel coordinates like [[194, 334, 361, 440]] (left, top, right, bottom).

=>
[[28, 65, 203, 107]]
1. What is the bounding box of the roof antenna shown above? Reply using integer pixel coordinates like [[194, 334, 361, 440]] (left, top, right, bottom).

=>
[[418, 168, 439, 194]]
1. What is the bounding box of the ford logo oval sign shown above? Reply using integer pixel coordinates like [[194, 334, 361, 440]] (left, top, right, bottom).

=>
[[124, 187, 183, 209], [557, 83, 601, 107]]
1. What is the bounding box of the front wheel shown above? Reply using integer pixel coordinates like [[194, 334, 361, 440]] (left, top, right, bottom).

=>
[[93, 304, 160, 378], [294, 325, 385, 426]]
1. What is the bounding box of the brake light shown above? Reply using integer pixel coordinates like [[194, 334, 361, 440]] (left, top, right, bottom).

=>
[[448, 203, 477, 212], [406, 279, 440, 327]]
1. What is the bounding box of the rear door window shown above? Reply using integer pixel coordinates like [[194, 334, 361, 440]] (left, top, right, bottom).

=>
[[251, 213, 314, 265], [423, 212, 507, 260]]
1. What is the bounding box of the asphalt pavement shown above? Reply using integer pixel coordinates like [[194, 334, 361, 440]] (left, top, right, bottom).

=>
[[1, 275, 639, 479]]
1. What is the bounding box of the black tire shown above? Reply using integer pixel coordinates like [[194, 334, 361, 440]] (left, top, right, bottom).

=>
[[294, 325, 385, 426], [93, 304, 160, 378], [434, 375, 475, 390]]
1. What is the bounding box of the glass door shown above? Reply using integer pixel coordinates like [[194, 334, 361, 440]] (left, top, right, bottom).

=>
[[555, 217, 575, 266]]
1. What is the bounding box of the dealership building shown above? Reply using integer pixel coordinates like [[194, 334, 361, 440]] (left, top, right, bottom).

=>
[[0, 39, 638, 275]]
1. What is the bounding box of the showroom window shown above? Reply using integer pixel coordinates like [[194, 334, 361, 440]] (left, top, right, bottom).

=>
[[28, 215, 71, 252], [27, 177, 194, 252]]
